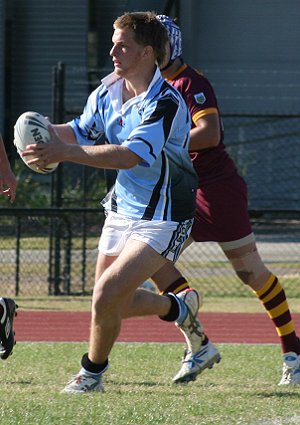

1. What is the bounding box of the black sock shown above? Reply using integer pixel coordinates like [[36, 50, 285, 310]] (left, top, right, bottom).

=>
[[159, 293, 180, 322], [81, 353, 108, 374]]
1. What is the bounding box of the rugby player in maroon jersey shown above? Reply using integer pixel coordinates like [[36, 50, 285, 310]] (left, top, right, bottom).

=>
[[150, 15, 300, 385]]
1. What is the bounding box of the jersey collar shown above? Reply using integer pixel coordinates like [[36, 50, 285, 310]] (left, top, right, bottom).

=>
[[165, 63, 187, 81], [102, 67, 162, 114]]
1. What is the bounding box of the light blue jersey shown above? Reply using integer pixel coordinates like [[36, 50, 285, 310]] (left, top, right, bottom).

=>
[[69, 67, 197, 222]]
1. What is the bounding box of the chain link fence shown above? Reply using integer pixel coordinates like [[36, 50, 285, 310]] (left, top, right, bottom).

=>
[[0, 209, 300, 298], [0, 208, 104, 297], [1, 63, 299, 298]]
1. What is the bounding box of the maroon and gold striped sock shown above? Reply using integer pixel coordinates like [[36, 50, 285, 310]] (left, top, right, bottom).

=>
[[160, 277, 190, 295], [254, 273, 300, 354]]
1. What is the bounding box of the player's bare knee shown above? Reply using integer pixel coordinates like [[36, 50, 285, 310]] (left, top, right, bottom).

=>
[[92, 290, 108, 318], [229, 249, 269, 286], [92, 280, 119, 319]]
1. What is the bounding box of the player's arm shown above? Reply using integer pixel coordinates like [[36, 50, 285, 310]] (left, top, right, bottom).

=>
[[0, 134, 17, 202], [188, 113, 221, 151], [52, 124, 78, 145], [22, 126, 141, 170], [61, 141, 141, 169]]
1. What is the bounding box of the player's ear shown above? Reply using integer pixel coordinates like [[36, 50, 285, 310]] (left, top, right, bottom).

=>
[[143, 45, 154, 59]]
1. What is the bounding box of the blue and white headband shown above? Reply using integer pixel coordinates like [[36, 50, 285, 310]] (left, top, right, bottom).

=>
[[156, 15, 182, 62]]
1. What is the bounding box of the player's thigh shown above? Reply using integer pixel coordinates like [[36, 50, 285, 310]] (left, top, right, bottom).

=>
[[95, 251, 117, 284], [94, 238, 167, 307]]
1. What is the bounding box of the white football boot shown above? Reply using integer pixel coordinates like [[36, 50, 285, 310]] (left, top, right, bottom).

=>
[[61, 372, 105, 393], [174, 289, 221, 383], [278, 352, 300, 385]]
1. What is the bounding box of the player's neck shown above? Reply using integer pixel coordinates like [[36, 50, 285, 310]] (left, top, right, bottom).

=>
[[161, 58, 183, 79], [122, 65, 156, 102]]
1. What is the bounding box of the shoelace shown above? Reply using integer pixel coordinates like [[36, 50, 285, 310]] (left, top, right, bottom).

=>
[[183, 309, 203, 337]]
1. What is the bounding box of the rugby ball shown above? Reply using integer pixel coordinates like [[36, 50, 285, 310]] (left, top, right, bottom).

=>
[[14, 111, 58, 174]]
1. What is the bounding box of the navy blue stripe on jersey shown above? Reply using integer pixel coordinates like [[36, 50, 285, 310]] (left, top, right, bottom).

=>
[[144, 96, 179, 145], [159, 81, 191, 131], [127, 137, 157, 161], [183, 133, 189, 149], [70, 68, 197, 221], [142, 152, 167, 220], [84, 89, 108, 143], [159, 80, 178, 98], [163, 172, 171, 221]]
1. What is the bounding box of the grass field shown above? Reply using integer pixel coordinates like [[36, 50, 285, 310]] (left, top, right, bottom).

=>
[[1, 342, 300, 425], [5, 296, 300, 424]]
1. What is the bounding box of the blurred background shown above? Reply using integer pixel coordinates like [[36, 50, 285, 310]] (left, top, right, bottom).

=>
[[0, 0, 299, 298]]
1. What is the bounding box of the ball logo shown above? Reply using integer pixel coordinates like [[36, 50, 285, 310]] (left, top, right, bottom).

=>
[[30, 128, 44, 143], [14, 111, 57, 174]]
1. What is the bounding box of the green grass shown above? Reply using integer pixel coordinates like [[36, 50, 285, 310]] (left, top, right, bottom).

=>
[[1, 342, 300, 425], [0, 236, 99, 250]]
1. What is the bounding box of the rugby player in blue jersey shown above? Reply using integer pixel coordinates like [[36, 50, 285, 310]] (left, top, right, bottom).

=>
[[22, 11, 200, 393], [104, 14, 300, 387]]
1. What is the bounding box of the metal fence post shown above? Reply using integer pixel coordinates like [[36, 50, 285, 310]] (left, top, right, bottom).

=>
[[49, 62, 66, 294], [15, 217, 21, 296]]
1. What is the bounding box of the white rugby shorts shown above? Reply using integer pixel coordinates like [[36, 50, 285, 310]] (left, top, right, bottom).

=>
[[98, 211, 193, 262]]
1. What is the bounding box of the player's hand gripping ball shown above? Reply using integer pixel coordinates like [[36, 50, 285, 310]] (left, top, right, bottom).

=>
[[14, 111, 58, 174]]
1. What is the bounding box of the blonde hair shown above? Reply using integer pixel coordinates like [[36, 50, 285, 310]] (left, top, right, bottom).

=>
[[114, 11, 168, 66]]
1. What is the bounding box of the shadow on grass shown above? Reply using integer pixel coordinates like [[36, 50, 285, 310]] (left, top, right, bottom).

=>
[[7, 379, 33, 385], [106, 379, 167, 388], [255, 390, 300, 398]]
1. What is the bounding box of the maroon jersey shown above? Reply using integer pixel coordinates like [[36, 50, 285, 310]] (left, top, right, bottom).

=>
[[166, 64, 252, 242], [166, 64, 238, 184]]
